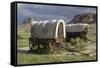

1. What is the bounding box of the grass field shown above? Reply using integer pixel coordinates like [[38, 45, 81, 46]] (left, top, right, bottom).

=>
[[17, 53, 96, 65], [17, 24, 97, 65]]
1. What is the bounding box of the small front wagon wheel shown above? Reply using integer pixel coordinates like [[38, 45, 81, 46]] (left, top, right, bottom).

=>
[[47, 40, 55, 54]]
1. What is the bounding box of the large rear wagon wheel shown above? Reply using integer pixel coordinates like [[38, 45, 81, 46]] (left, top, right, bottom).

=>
[[29, 39, 39, 53]]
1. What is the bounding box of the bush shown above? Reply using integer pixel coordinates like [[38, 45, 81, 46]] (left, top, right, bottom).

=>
[[74, 38, 87, 51], [66, 38, 87, 51], [70, 38, 77, 45]]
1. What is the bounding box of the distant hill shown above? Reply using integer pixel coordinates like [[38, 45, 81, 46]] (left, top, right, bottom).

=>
[[68, 13, 96, 24]]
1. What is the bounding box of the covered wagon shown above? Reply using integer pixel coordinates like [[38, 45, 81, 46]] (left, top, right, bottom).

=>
[[29, 19, 66, 53], [65, 23, 89, 39]]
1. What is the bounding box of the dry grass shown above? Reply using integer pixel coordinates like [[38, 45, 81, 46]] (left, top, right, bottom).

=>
[[17, 24, 97, 65]]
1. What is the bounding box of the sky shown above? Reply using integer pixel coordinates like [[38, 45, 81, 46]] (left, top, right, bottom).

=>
[[17, 3, 96, 25]]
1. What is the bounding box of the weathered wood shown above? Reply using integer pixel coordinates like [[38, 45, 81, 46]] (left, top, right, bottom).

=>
[[29, 38, 57, 53], [56, 37, 64, 43]]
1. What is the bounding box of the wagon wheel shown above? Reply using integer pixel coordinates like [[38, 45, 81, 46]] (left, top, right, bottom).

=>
[[80, 27, 88, 40], [46, 40, 55, 54], [29, 39, 39, 52], [37, 44, 44, 54]]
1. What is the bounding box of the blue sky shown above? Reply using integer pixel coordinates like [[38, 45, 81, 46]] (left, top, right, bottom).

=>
[[17, 3, 96, 25]]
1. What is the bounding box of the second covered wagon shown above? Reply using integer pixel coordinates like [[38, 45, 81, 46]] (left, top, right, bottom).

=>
[[65, 23, 89, 39]]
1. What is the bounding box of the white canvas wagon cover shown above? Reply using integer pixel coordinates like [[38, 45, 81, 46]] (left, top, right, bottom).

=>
[[65, 23, 88, 32], [31, 20, 66, 39]]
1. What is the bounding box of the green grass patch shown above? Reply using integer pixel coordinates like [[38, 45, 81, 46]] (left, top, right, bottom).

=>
[[17, 53, 96, 65], [17, 39, 29, 48]]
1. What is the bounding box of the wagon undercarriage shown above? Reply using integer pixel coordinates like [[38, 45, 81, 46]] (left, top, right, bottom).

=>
[[29, 38, 59, 54]]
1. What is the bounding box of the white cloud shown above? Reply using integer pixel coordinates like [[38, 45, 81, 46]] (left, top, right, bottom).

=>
[[17, 3, 96, 24]]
